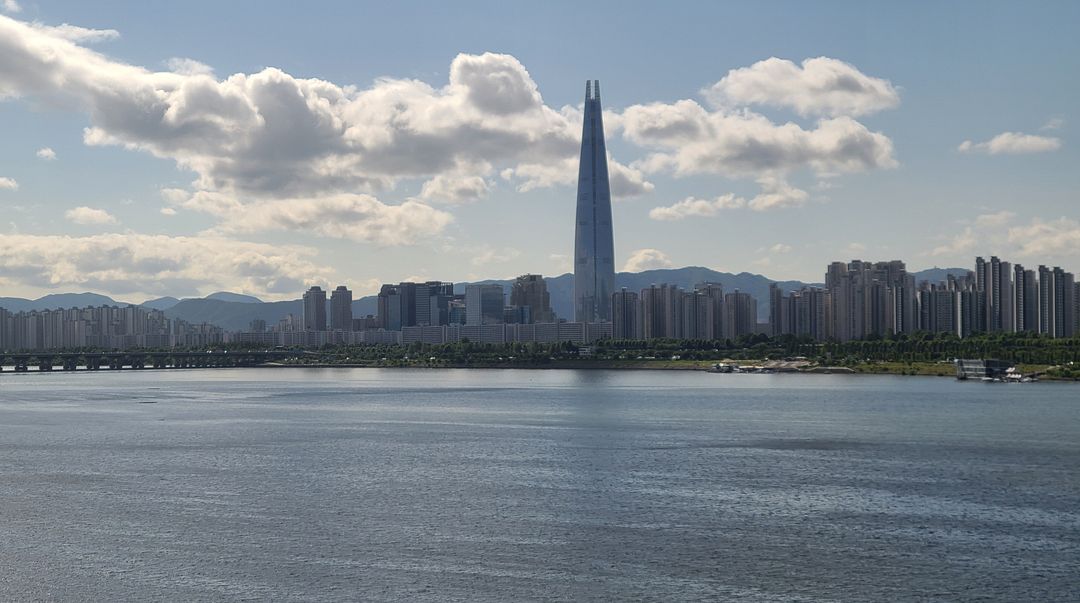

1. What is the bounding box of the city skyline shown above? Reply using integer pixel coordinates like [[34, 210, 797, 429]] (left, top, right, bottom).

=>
[[1, 2, 1079, 302]]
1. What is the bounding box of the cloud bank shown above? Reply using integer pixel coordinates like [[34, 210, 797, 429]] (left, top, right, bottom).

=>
[[0, 233, 330, 299]]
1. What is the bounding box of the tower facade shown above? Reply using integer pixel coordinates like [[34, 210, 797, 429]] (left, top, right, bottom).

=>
[[573, 80, 616, 323]]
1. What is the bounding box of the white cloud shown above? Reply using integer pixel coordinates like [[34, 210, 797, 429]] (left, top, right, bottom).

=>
[[419, 170, 491, 204], [470, 245, 521, 266], [622, 248, 674, 272], [500, 155, 652, 199], [958, 132, 1062, 154], [649, 176, 808, 219], [747, 176, 809, 211], [0, 176, 17, 190], [29, 22, 120, 43], [36, 146, 56, 160], [190, 193, 455, 245], [1008, 218, 1080, 257], [704, 56, 899, 117], [930, 227, 976, 257], [973, 210, 1016, 228], [0, 17, 591, 205], [2, 0, 20, 14], [0, 233, 329, 299], [622, 100, 896, 179], [1040, 118, 1064, 131], [649, 193, 745, 220], [607, 158, 654, 198], [166, 57, 214, 77], [65, 206, 117, 225], [548, 253, 571, 273], [769, 243, 792, 254], [159, 207, 177, 216]]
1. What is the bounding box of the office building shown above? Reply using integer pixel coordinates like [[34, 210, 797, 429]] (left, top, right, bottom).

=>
[[510, 274, 555, 323], [465, 284, 505, 325], [573, 80, 616, 322]]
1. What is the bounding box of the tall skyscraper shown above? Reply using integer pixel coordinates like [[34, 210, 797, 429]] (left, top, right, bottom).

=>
[[330, 285, 353, 331], [573, 80, 615, 323], [302, 286, 327, 331]]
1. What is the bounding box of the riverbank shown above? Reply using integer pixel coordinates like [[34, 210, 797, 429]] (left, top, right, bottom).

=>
[[4, 359, 1072, 380], [264, 359, 1070, 379]]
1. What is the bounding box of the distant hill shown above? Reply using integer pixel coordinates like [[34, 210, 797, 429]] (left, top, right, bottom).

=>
[[142, 296, 181, 310], [163, 299, 301, 331], [0, 292, 128, 313], [1, 266, 971, 328], [206, 291, 263, 304], [912, 267, 971, 283]]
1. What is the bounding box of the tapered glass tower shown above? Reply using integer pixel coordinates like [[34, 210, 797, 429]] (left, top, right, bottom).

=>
[[573, 80, 615, 323]]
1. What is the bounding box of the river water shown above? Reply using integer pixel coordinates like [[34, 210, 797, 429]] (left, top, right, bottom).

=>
[[1, 368, 1077, 601]]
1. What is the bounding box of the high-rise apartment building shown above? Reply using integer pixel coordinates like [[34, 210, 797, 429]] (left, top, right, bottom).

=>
[[302, 286, 327, 331], [724, 290, 757, 339], [611, 288, 640, 339], [573, 80, 615, 323], [330, 285, 353, 331]]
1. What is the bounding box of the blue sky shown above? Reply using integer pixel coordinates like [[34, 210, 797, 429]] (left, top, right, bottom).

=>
[[1, 1, 1077, 301]]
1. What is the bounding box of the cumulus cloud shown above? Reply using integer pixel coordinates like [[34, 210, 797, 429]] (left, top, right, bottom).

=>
[[166, 57, 214, 77], [769, 243, 792, 254], [419, 170, 491, 203], [1040, 118, 1064, 131], [470, 245, 521, 266], [164, 191, 453, 245], [930, 227, 976, 257], [649, 176, 807, 219], [2, 0, 20, 14], [622, 248, 674, 272], [36, 146, 57, 160], [621, 57, 897, 208], [65, 206, 117, 225], [0, 233, 330, 299], [0, 17, 604, 203], [747, 176, 809, 211], [500, 155, 653, 199], [649, 193, 746, 220], [622, 101, 896, 179], [159, 207, 177, 216], [1008, 218, 1080, 257], [0, 176, 17, 190], [704, 56, 899, 117], [973, 210, 1016, 228], [30, 22, 120, 43], [958, 132, 1062, 154], [607, 159, 654, 198]]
